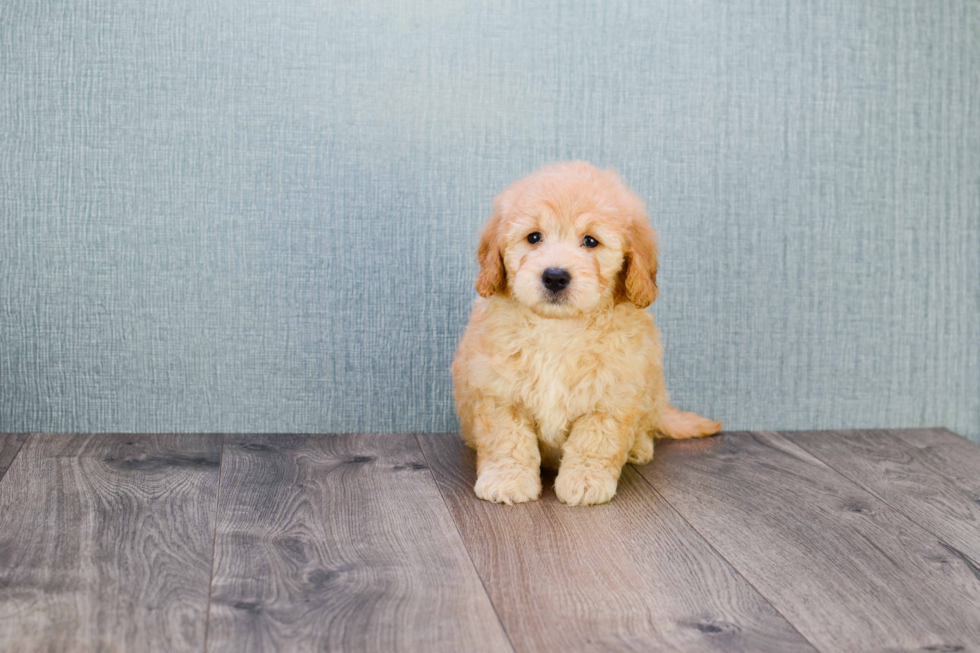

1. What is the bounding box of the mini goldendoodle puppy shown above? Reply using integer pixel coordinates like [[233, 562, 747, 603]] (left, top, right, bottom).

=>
[[453, 161, 722, 506]]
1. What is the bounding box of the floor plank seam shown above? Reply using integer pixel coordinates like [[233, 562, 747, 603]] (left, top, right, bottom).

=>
[[787, 435, 980, 571], [202, 433, 227, 653], [628, 462, 823, 652], [413, 434, 517, 653], [0, 433, 30, 484]]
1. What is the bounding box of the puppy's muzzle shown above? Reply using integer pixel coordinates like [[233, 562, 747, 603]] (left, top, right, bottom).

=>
[[541, 267, 571, 294]]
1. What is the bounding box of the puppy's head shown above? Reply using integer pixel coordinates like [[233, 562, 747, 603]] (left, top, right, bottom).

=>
[[476, 161, 658, 317]]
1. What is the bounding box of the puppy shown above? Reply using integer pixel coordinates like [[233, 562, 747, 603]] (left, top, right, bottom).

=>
[[452, 161, 721, 506]]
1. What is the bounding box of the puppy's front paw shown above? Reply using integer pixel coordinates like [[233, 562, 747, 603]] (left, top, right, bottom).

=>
[[554, 466, 618, 506], [474, 465, 541, 505]]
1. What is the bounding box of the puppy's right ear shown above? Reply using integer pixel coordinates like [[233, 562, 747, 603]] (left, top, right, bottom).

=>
[[475, 211, 506, 297]]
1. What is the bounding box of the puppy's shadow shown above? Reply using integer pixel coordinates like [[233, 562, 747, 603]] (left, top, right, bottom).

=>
[[538, 466, 559, 501]]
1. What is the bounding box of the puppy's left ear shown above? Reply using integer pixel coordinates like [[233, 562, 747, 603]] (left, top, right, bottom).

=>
[[475, 210, 506, 298], [623, 217, 659, 308]]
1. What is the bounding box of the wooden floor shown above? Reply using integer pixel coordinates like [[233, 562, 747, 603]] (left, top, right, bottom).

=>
[[1, 430, 979, 652]]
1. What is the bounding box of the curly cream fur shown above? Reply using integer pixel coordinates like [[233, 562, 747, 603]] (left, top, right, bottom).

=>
[[453, 162, 721, 506]]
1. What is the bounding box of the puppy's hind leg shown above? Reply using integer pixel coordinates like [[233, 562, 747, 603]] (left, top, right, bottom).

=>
[[654, 404, 722, 439], [627, 432, 655, 465]]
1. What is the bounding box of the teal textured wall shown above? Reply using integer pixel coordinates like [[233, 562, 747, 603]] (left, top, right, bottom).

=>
[[2, 1, 978, 439]]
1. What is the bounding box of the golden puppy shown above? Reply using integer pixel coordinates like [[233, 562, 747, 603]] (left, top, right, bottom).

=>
[[452, 161, 721, 506]]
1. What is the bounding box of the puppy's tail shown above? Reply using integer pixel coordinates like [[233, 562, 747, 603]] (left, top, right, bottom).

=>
[[654, 404, 722, 440]]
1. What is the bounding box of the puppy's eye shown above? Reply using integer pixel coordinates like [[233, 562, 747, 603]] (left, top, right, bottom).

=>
[[527, 232, 542, 244], [582, 235, 600, 248]]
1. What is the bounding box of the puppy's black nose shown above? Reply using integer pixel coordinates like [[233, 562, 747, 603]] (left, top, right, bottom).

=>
[[541, 268, 571, 293]]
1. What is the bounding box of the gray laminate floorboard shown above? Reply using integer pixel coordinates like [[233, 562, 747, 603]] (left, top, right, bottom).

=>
[[205, 433, 512, 653], [637, 430, 980, 652], [418, 434, 816, 653], [4, 429, 978, 652], [891, 427, 980, 488], [0, 433, 222, 652], [791, 428, 980, 568], [0, 433, 28, 482]]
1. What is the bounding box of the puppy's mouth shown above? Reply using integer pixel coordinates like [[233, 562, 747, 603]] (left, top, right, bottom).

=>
[[544, 289, 569, 305]]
